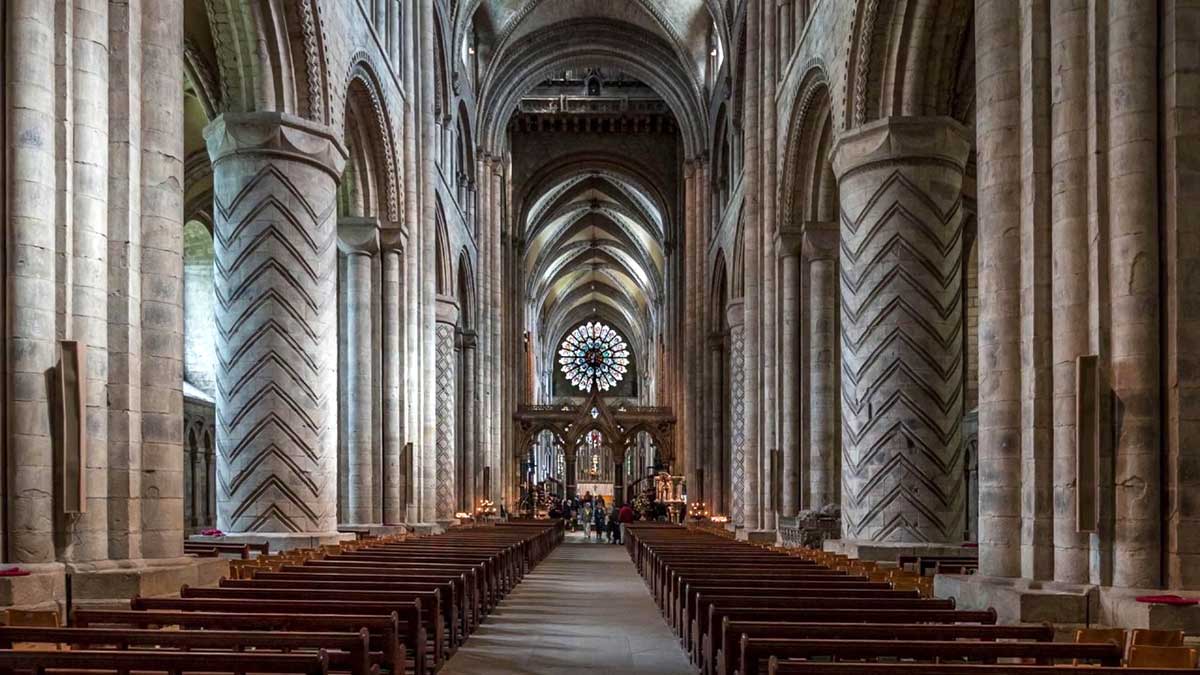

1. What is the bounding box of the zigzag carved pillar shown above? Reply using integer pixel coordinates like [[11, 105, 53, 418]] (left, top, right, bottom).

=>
[[727, 298, 747, 528], [207, 113, 347, 545], [831, 117, 971, 543], [434, 298, 460, 523], [338, 219, 379, 527]]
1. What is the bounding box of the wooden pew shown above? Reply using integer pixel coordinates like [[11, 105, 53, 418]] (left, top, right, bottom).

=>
[[129, 596, 430, 675], [711, 622, 1054, 675], [75, 609, 409, 675], [0, 648, 333, 674], [766, 660, 1191, 675], [698, 606, 997, 675], [735, 638, 1123, 675], [0, 626, 374, 675]]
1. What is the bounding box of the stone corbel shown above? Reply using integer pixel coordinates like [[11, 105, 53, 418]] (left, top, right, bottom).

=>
[[775, 229, 804, 258], [707, 331, 725, 352], [461, 330, 478, 350], [337, 217, 381, 256]]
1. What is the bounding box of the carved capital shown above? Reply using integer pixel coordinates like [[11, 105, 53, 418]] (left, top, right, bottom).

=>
[[436, 295, 461, 326], [337, 217, 380, 255], [461, 330, 478, 349], [802, 222, 839, 260], [831, 116, 970, 181], [204, 112, 348, 179], [775, 229, 804, 257], [379, 227, 406, 253]]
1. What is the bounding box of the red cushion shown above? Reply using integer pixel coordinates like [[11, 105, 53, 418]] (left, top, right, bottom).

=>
[[1135, 594, 1199, 606], [0, 568, 30, 577]]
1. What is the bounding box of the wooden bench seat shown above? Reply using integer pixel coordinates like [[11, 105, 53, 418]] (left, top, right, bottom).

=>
[[710, 621, 1054, 675], [0, 626, 374, 675], [0, 648, 333, 674], [766, 659, 1191, 675], [734, 637, 1124, 675]]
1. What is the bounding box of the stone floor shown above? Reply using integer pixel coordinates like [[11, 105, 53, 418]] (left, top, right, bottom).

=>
[[439, 530, 695, 674]]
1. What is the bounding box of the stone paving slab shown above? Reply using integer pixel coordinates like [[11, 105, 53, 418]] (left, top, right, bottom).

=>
[[440, 531, 694, 674]]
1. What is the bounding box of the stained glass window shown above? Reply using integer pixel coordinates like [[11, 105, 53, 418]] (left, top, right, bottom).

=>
[[558, 322, 631, 392]]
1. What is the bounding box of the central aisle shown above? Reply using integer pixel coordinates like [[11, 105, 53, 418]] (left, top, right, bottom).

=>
[[439, 530, 695, 674]]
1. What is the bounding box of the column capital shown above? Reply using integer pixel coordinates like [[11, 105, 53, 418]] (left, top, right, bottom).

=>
[[436, 295, 461, 325], [802, 224, 839, 260], [379, 227, 406, 253], [204, 112, 348, 179], [461, 329, 478, 349], [707, 332, 725, 351], [726, 297, 745, 329], [337, 217, 380, 255], [831, 116, 970, 181]]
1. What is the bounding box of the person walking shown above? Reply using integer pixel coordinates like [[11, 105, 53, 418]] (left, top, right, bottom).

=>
[[618, 502, 635, 544], [593, 504, 607, 543], [607, 507, 621, 544], [581, 502, 594, 541]]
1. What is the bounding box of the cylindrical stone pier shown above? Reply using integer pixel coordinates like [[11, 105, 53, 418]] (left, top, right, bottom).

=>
[[381, 243, 405, 524], [832, 116, 970, 543], [727, 299, 747, 528], [435, 298, 460, 522], [339, 219, 379, 526], [807, 231, 839, 511], [462, 332, 478, 510], [207, 112, 346, 544], [779, 246, 801, 517]]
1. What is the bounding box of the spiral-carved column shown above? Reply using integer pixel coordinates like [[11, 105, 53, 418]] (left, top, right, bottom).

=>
[[832, 117, 970, 543], [207, 113, 346, 544]]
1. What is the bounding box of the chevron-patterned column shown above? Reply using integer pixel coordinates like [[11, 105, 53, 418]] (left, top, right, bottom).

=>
[[727, 298, 746, 528], [435, 297, 460, 523], [206, 113, 347, 543], [831, 117, 971, 543]]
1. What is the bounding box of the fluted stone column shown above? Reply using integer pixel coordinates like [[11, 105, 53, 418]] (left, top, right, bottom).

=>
[[207, 113, 346, 544], [832, 117, 970, 543], [381, 238, 405, 524], [461, 331, 478, 510], [806, 229, 839, 510], [728, 299, 747, 528], [339, 219, 379, 527], [778, 235, 802, 517], [435, 298, 460, 522]]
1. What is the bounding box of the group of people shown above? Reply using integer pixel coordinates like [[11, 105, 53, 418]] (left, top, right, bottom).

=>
[[548, 493, 635, 544]]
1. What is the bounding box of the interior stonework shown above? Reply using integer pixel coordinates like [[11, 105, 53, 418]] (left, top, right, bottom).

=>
[[1, 0, 1198, 636]]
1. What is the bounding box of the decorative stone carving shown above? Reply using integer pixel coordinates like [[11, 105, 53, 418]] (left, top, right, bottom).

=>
[[206, 112, 347, 540], [831, 116, 970, 543], [435, 297, 461, 522], [728, 299, 747, 528]]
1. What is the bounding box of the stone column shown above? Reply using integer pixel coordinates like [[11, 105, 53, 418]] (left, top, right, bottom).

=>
[[778, 235, 802, 517], [461, 331, 478, 510], [806, 229, 839, 510], [7, 0, 59, 566], [974, 0, 1023, 577], [435, 298, 460, 523], [339, 219, 379, 527], [207, 112, 346, 544], [832, 117, 970, 543], [727, 299, 747, 528], [1108, 0, 1161, 589], [707, 333, 724, 514], [139, 0, 186, 559], [1049, 0, 1090, 584], [381, 236, 405, 524]]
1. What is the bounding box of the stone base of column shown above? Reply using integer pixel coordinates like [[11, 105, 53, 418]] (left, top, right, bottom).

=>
[[66, 557, 229, 608], [940, 574, 1200, 633], [338, 524, 409, 539], [736, 529, 778, 544], [190, 531, 353, 552], [404, 523, 438, 536], [823, 539, 976, 562], [0, 563, 66, 613]]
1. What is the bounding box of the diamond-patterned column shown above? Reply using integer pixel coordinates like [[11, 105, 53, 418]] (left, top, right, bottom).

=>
[[727, 298, 746, 528], [435, 298, 460, 523], [831, 116, 970, 543], [207, 113, 346, 544]]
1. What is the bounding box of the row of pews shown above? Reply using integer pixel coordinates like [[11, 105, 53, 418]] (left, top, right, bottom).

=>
[[0, 521, 562, 674], [625, 523, 1197, 675]]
